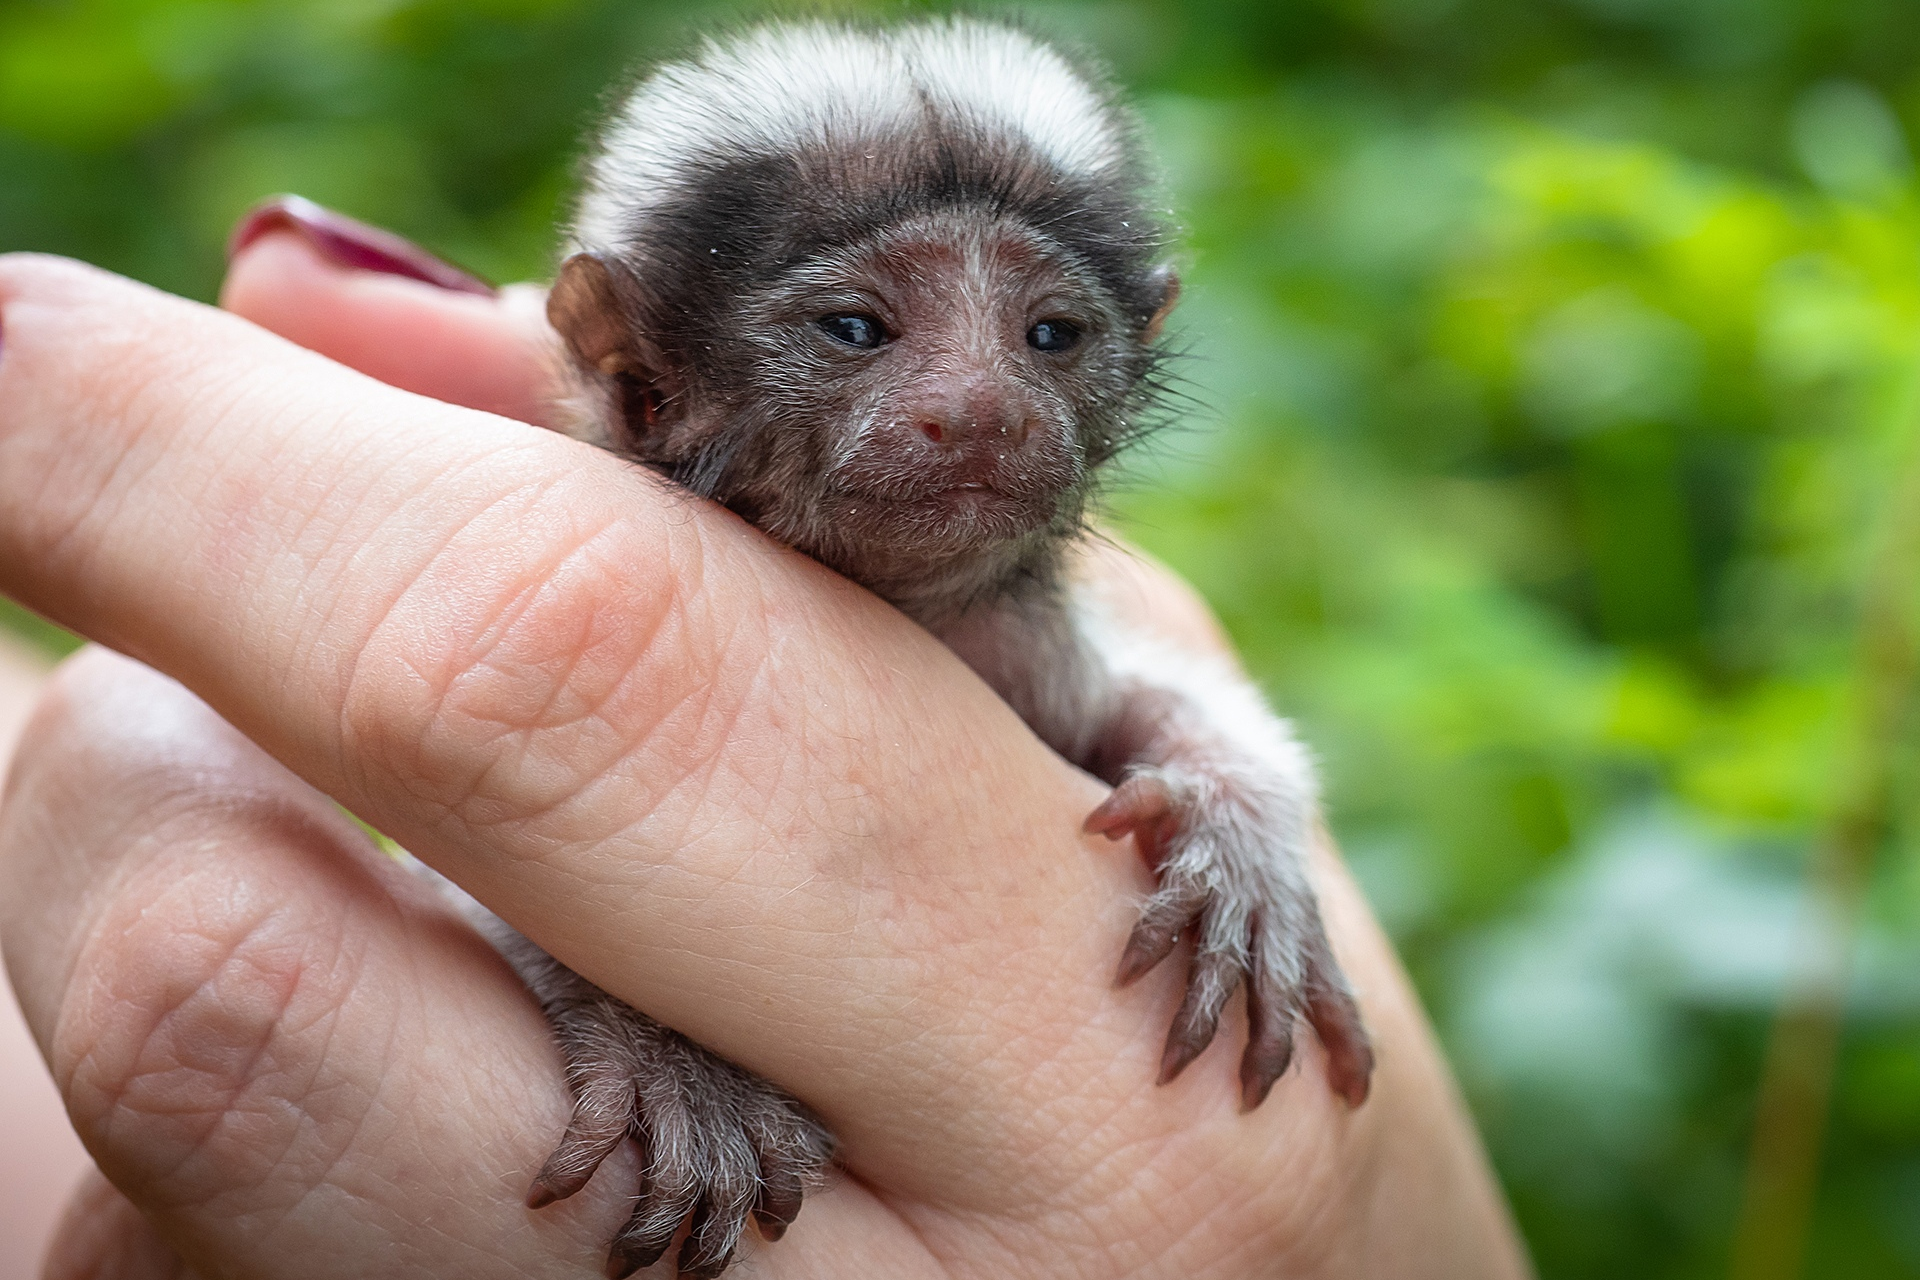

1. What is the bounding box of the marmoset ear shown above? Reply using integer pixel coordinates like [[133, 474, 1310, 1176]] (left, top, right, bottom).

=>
[[1143, 264, 1181, 342], [550, 251, 651, 375], [550, 251, 680, 438]]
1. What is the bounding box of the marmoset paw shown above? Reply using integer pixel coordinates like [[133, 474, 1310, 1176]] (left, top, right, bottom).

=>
[[1087, 768, 1374, 1110], [527, 995, 836, 1278]]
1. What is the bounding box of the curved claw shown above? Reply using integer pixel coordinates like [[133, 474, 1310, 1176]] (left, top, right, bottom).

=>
[[1158, 948, 1244, 1083], [754, 1170, 804, 1242], [608, 1157, 697, 1276], [1099, 770, 1376, 1109], [1086, 774, 1175, 836], [1087, 773, 1186, 866], [607, 1237, 670, 1280], [1240, 935, 1300, 1110], [529, 1025, 644, 1208], [522, 986, 835, 1279], [1307, 972, 1375, 1108]]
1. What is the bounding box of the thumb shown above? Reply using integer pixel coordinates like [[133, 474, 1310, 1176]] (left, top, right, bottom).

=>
[[221, 198, 561, 428]]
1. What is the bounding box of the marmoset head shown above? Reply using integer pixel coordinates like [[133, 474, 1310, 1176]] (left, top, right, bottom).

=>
[[550, 19, 1177, 615]]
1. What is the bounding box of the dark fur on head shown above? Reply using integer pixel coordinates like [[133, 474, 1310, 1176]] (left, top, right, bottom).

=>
[[550, 18, 1178, 621]]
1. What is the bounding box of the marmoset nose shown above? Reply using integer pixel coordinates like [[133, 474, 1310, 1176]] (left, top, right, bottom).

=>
[[905, 383, 1031, 450]]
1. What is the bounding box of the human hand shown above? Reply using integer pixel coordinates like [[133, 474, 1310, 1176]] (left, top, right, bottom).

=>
[[0, 223, 1530, 1278]]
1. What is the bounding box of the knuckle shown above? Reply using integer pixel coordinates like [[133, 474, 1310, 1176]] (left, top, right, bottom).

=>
[[339, 475, 749, 845], [53, 858, 374, 1212]]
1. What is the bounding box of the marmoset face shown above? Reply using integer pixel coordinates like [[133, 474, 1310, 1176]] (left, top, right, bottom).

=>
[[712, 212, 1139, 568]]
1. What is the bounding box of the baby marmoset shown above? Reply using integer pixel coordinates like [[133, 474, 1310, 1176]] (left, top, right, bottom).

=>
[[483, 17, 1374, 1278]]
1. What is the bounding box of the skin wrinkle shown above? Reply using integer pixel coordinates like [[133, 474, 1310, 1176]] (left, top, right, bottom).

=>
[[72, 821, 533, 1273], [922, 1207, 1074, 1280], [27, 737, 405, 1237], [911, 1155, 1259, 1280], [21, 317, 297, 638], [434, 526, 866, 908], [255, 405, 457, 704], [633, 620, 807, 863], [209, 415, 391, 730], [321, 445, 614, 692], [18, 413, 162, 627], [524, 586, 767, 849], [338, 480, 665, 832], [69, 899, 301, 1199], [447, 542, 659, 826], [241, 897, 403, 1227], [280, 423, 631, 813], [44, 790, 317, 1017], [921, 951, 1297, 1243], [1045, 1117, 1176, 1237], [128, 884, 335, 1125]]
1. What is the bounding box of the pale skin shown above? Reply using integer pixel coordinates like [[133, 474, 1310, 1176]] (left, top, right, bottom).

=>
[[0, 233, 1534, 1279]]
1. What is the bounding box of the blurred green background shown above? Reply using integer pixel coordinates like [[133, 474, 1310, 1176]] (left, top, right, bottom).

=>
[[6, 0, 1920, 1274]]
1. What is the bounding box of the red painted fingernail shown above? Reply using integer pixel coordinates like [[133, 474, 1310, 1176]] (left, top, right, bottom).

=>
[[228, 195, 494, 296]]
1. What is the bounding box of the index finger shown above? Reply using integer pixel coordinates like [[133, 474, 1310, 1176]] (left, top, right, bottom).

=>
[[0, 254, 1146, 1182]]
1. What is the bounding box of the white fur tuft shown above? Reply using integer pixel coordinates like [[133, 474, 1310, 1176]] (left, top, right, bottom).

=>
[[574, 18, 1126, 251]]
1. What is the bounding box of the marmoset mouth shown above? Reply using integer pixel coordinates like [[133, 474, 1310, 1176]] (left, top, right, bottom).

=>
[[825, 481, 1059, 544]]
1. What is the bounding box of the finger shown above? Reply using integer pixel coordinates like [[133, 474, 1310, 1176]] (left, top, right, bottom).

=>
[[754, 1171, 805, 1243], [679, 1174, 754, 1280], [526, 1047, 638, 1208], [220, 199, 560, 427], [0, 650, 926, 1278], [230, 196, 496, 296], [0, 254, 1141, 1186], [607, 1168, 687, 1279], [748, 1092, 834, 1245], [0, 635, 92, 1277], [0, 649, 635, 1276]]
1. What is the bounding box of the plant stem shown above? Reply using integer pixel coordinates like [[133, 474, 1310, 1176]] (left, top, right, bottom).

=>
[[1728, 383, 1920, 1280]]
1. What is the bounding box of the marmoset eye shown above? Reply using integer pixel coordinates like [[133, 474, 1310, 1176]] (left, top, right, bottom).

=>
[[1027, 319, 1081, 352], [817, 314, 887, 348]]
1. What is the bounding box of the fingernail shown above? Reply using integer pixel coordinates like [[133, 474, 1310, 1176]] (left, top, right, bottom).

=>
[[228, 195, 495, 296]]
